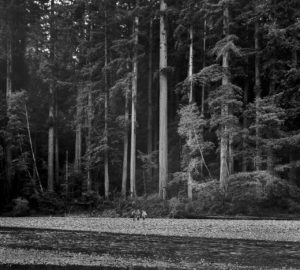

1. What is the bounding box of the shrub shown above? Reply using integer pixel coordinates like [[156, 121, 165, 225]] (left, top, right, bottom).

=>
[[193, 180, 225, 214], [226, 171, 300, 215], [35, 192, 65, 215], [168, 197, 181, 218], [11, 197, 30, 216], [138, 193, 169, 217]]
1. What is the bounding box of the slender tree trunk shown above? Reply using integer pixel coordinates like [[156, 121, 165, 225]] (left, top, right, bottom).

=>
[[200, 11, 207, 178], [104, 10, 110, 199], [187, 26, 194, 200], [74, 85, 82, 173], [159, 0, 168, 200], [242, 57, 249, 172], [48, 0, 55, 192], [6, 26, 12, 196], [220, 2, 229, 190], [86, 84, 92, 192], [228, 132, 234, 174], [288, 48, 298, 181], [122, 86, 129, 197], [267, 68, 275, 173], [147, 18, 153, 183], [254, 22, 262, 171], [25, 104, 43, 193], [130, 3, 139, 198], [55, 102, 59, 187], [65, 151, 68, 197]]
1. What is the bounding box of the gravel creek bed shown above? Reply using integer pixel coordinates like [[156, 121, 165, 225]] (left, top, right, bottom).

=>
[[0, 217, 300, 269]]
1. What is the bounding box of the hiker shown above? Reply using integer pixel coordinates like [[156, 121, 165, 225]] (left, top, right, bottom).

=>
[[141, 210, 147, 220], [131, 209, 141, 221], [136, 209, 141, 220]]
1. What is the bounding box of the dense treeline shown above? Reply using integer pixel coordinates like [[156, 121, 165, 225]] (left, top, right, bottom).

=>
[[0, 0, 300, 215]]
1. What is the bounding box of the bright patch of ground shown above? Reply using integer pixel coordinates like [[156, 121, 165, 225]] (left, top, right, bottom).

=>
[[0, 217, 300, 242]]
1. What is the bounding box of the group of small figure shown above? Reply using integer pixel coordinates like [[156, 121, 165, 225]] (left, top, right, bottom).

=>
[[131, 209, 147, 221]]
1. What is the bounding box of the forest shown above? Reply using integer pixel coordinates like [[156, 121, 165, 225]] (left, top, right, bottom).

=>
[[0, 0, 300, 217]]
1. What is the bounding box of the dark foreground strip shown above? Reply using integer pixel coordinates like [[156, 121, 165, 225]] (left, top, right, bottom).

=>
[[0, 265, 162, 270], [0, 227, 299, 268]]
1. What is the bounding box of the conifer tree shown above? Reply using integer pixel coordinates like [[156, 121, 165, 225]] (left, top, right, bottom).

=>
[[159, 0, 168, 200], [130, 0, 139, 198], [48, 0, 55, 192]]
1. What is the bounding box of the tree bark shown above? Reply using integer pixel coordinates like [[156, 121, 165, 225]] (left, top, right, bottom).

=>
[[219, 2, 229, 190], [48, 0, 55, 192], [147, 18, 153, 184], [254, 22, 262, 171], [130, 3, 139, 198], [74, 85, 82, 173], [86, 84, 92, 192], [65, 150, 69, 197], [122, 85, 129, 197], [55, 102, 59, 187], [159, 0, 168, 200], [267, 68, 275, 173], [6, 25, 12, 196], [201, 4, 207, 118], [242, 57, 249, 172], [104, 9, 110, 199], [187, 26, 194, 200], [200, 10, 207, 178], [25, 104, 43, 193]]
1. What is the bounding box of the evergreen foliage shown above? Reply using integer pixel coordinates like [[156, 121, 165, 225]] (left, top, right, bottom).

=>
[[0, 0, 299, 216]]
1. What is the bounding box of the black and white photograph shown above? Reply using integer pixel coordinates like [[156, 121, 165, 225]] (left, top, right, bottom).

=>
[[0, 0, 300, 269]]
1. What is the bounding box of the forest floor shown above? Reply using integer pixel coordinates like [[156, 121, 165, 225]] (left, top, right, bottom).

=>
[[0, 217, 300, 269]]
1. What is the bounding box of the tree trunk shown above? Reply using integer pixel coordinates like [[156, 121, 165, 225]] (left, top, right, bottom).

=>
[[86, 84, 93, 192], [130, 4, 139, 198], [55, 102, 59, 187], [200, 11, 207, 178], [25, 104, 43, 193], [187, 26, 194, 200], [201, 13, 206, 118], [288, 48, 298, 181], [104, 10, 110, 199], [6, 27, 12, 196], [267, 68, 275, 173], [122, 85, 129, 197], [65, 151, 69, 198], [159, 0, 168, 200], [219, 2, 229, 190], [48, 0, 55, 192], [242, 58, 249, 172], [147, 18, 153, 184], [74, 85, 82, 173], [254, 22, 262, 171]]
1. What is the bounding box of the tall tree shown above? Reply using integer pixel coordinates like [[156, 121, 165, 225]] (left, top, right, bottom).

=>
[[6, 11, 13, 194], [219, 1, 230, 189], [147, 18, 153, 183], [48, 0, 55, 192], [122, 79, 129, 197], [254, 20, 262, 171], [187, 25, 194, 200], [159, 0, 168, 200], [104, 8, 110, 199], [74, 85, 82, 173], [130, 0, 139, 198]]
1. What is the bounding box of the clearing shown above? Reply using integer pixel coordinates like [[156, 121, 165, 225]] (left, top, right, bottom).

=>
[[0, 217, 300, 269]]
